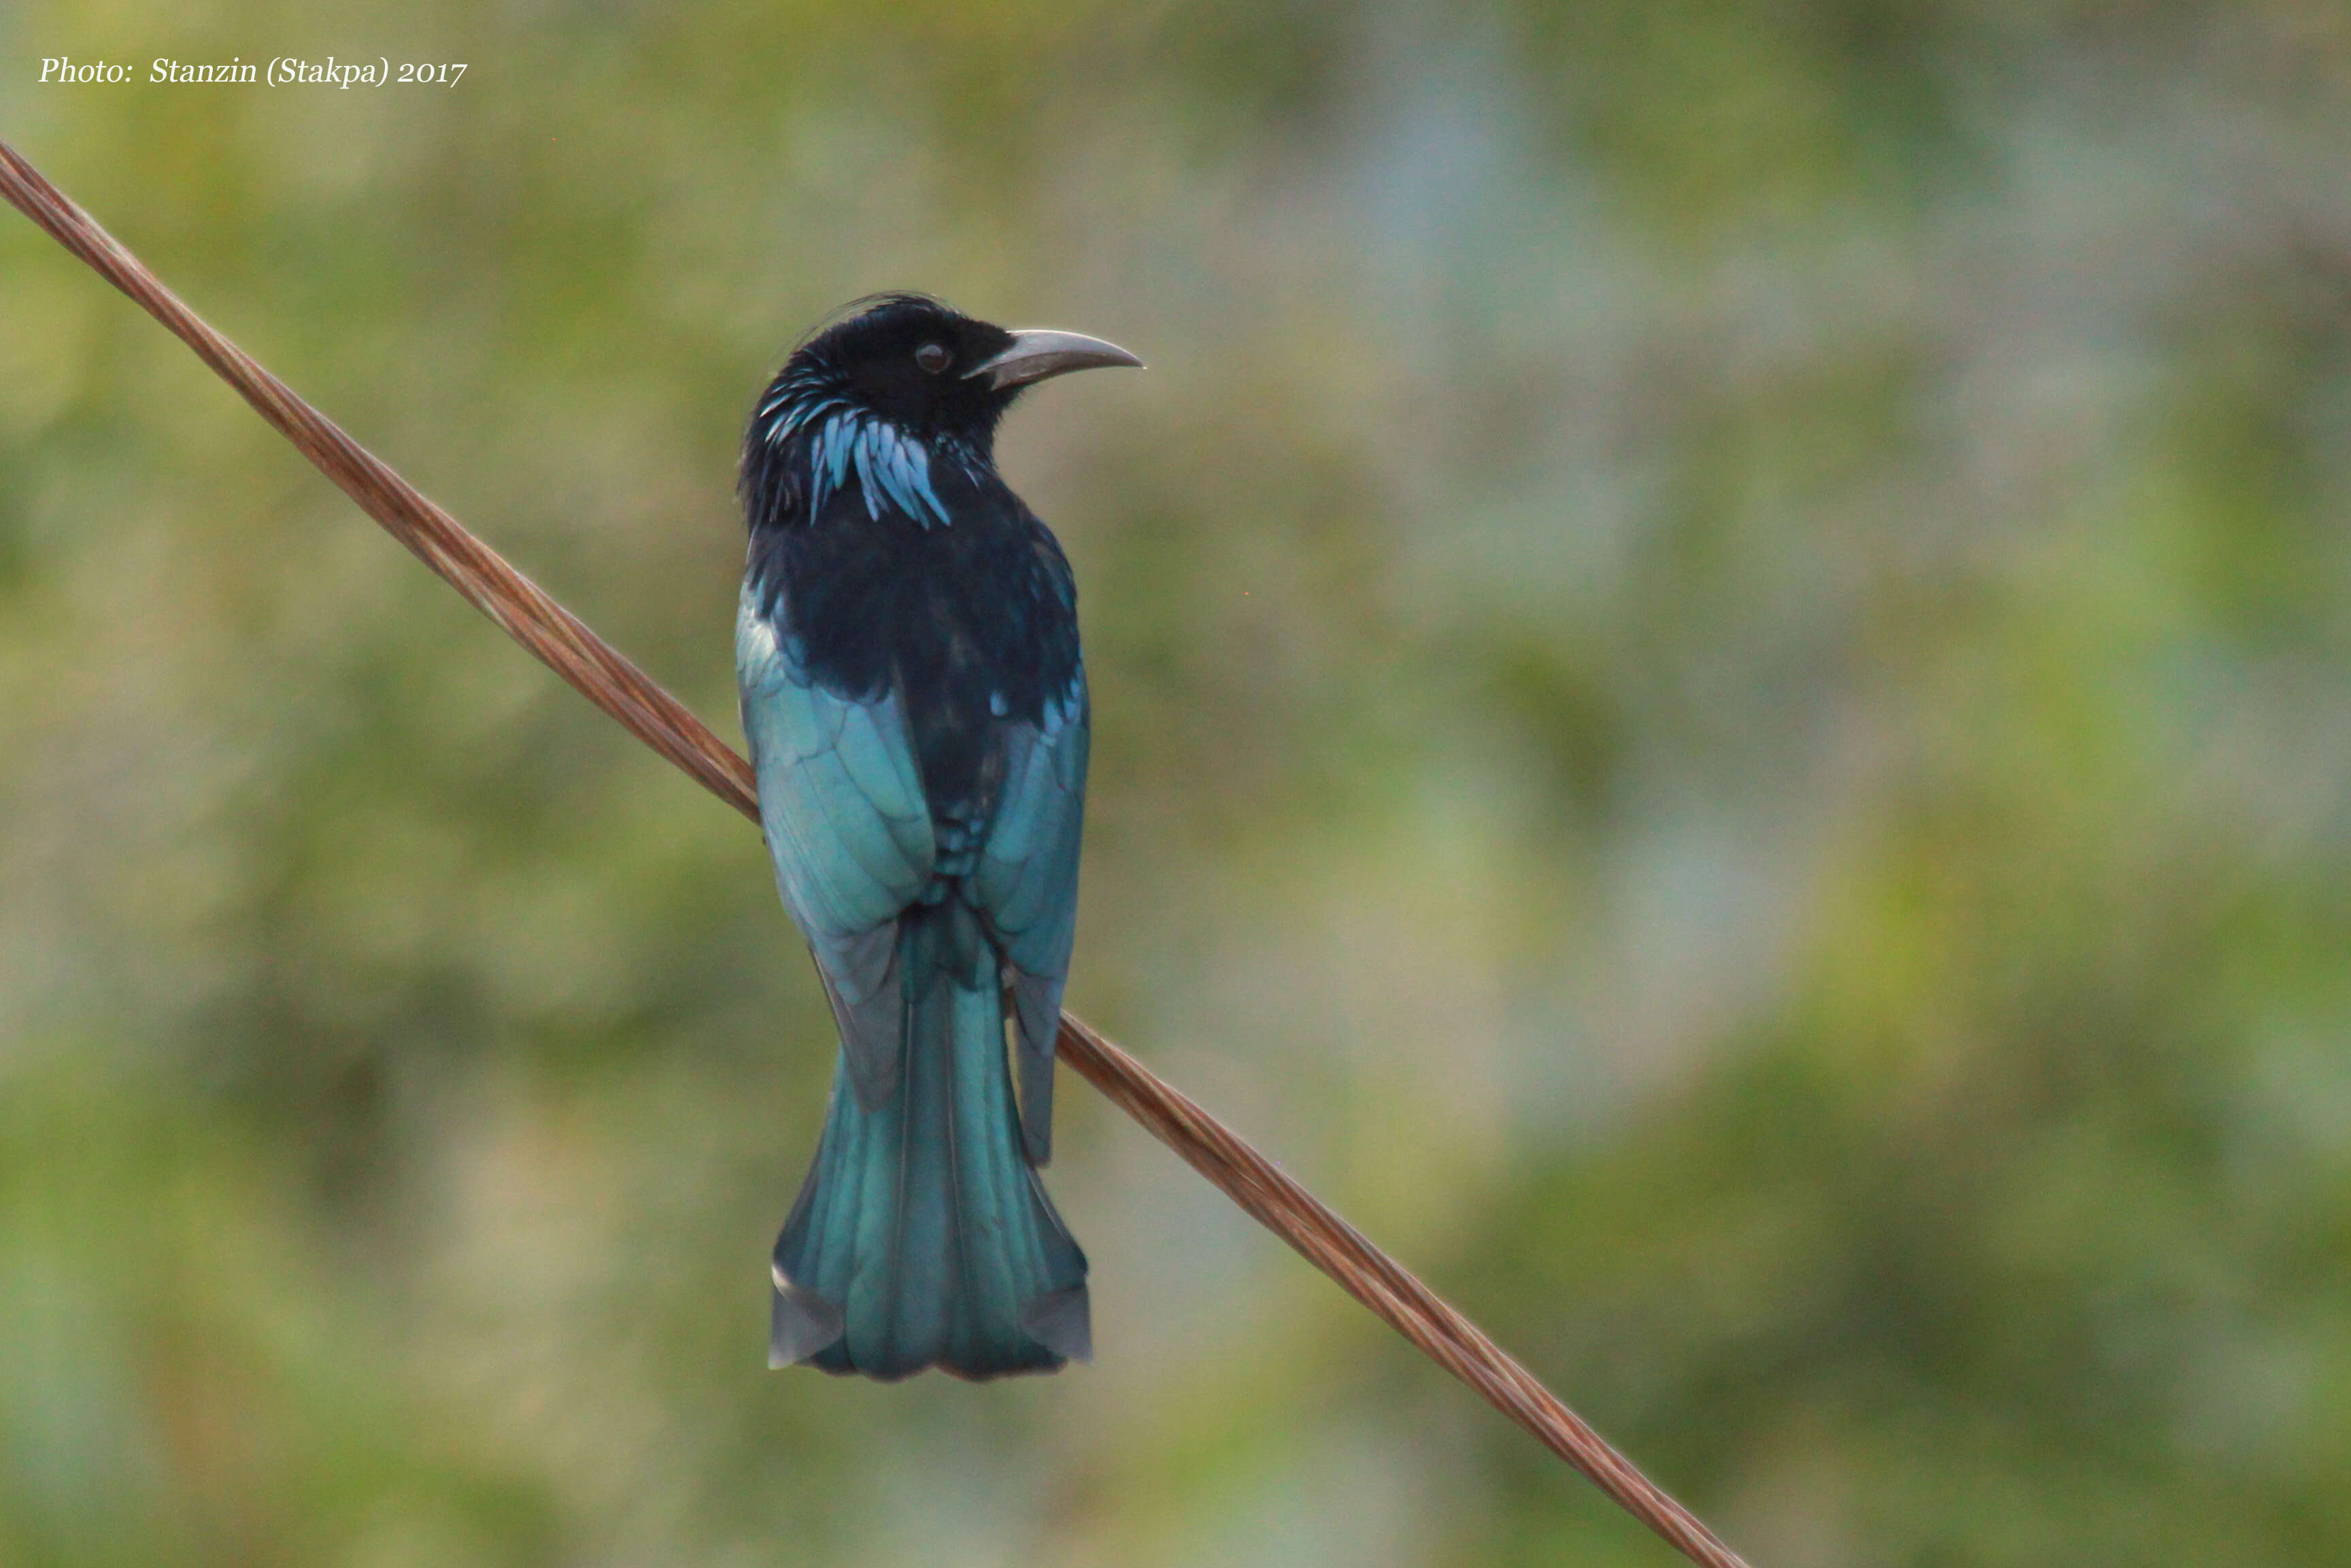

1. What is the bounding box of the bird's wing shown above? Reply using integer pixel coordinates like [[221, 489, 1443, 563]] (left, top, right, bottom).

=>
[[738, 583, 935, 1110], [971, 670, 1089, 1165]]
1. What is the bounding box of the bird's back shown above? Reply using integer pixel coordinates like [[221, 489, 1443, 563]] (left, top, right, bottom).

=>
[[756, 480, 1083, 850]]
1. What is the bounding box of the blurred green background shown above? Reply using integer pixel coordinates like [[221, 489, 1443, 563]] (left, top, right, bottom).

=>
[[5, 2, 2351, 1563]]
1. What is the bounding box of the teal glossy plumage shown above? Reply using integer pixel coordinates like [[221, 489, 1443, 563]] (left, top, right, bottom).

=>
[[771, 906, 1087, 1379], [737, 295, 1123, 1380]]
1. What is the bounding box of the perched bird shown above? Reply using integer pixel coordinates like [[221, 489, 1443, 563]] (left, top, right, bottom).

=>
[[737, 294, 1139, 1380]]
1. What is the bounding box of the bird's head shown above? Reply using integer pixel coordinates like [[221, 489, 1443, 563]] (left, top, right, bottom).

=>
[[745, 294, 1138, 530]]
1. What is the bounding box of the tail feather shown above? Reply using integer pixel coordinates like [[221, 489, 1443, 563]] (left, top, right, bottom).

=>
[[772, 902, 1087, 1380]]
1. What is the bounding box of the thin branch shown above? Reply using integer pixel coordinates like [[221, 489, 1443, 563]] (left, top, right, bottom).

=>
[[0, 135, 1752, 1568]]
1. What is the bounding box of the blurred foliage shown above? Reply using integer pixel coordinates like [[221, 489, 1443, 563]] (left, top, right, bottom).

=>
[[5, 1, 2351, 1563]]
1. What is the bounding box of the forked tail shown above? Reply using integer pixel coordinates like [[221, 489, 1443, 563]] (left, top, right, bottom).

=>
[[769, 902, 1088, 1380]]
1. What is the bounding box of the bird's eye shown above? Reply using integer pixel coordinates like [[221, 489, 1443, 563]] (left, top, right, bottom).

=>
[[915, 343, 951, 374]]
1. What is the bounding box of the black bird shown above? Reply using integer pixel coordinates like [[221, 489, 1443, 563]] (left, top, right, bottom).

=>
[[737, 294, 1139, 1380]]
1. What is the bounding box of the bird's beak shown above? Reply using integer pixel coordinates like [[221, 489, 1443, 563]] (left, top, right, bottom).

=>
[[965, 329, 1144, 390]]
